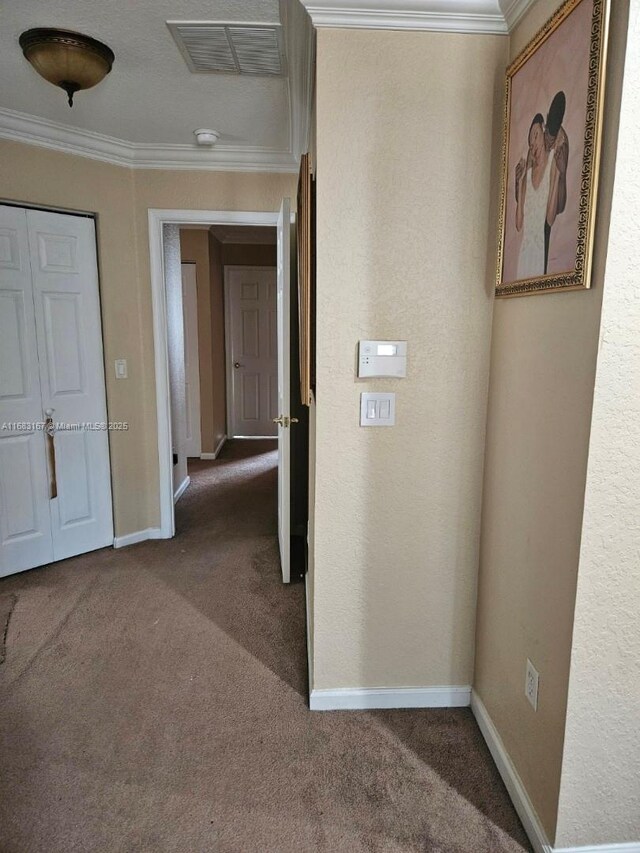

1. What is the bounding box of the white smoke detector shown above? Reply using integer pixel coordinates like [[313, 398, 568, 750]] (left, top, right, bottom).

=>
[[194, 129, 220, 147]]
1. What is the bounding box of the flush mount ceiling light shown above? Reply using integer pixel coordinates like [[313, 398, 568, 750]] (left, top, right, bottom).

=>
[[19, 28, 114, 107], [194, 129, 220, 147]]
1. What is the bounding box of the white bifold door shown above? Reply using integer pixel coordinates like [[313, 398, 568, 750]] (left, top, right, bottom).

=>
[[0, 205, 113, 578]]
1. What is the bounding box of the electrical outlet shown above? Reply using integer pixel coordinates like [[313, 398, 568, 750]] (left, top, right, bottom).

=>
[[525, 659, 539, 711]]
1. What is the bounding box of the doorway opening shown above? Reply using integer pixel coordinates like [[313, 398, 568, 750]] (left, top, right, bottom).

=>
[[148, 206, 307, 587]]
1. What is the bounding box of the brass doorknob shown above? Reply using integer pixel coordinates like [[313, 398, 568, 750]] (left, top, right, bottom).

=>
[[234, 362, 243, 369], [273, 415, 300, 428]]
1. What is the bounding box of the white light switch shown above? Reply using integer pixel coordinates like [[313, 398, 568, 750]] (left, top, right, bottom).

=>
[[115, 359, 128, 379], [360, 393, 395, 427]]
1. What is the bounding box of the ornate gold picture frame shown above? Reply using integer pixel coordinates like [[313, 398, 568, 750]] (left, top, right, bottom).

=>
[[496, 0, 610, 297]]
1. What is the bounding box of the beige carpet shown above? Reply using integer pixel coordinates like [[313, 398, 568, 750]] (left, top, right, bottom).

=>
[[0, 440, 531, 853]]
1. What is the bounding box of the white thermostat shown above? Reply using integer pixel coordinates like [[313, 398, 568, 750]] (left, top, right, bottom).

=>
[[358, 340, 407, 378]]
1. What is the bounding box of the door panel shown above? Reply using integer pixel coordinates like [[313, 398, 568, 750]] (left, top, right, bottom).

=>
[[0, 435, 44, 543], [241, 373, 260, 420], [226, 266, 277, 437], [241, 308, 260, 357], [37, 232, 78, 272], [0, 206, 54, 575], [55, 430, 92, 527], [26, 208, 113, 563], [0, 290, 31, 398], [42, 292, 85, 395]]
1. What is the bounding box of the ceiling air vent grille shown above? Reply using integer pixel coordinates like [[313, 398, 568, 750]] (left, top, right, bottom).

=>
[[167, 22, 286, 76]]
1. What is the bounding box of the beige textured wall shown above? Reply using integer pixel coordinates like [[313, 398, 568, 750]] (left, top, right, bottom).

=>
[[473, 0, 629, 841], [0, 139, 297, 536], [312, 28, 507, 690], [208, 232, 226, 452], [555, 2, 640, 844]]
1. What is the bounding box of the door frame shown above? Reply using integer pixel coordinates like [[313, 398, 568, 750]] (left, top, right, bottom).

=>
[[181, 262, 202, 458], [148, 209, 280, 539], [223, 265, 278, 440]]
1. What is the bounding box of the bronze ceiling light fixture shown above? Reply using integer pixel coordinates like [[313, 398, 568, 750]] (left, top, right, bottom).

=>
[[19, 28, 114, 107]]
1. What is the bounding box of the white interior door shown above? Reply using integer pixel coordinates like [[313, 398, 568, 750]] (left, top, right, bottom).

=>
[[276, 198, 291, 583], [181, 263, 201, 458], [0, 206, 54, 575], [0, 205, 113, 578], [27, 209, 113, 564], [225, 266, 277, 437]]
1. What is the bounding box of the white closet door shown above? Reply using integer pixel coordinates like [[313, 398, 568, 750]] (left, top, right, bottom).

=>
[[0, 206, 54, 576], [26, 209, 113, 563]]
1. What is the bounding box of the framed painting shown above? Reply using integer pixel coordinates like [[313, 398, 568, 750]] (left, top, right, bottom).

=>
[[496, 0, 610, 297]]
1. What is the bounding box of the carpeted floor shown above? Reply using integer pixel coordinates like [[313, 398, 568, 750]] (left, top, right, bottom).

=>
[[0, 439, 531, 853]]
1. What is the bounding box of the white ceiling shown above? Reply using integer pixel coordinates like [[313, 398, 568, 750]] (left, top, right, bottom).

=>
[[0, 0, 535, 170], [0, 0, 313, 170]]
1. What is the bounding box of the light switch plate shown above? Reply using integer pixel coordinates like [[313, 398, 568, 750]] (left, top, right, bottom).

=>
[[115, 359, 128, 379], [360, 392, 395, 427]]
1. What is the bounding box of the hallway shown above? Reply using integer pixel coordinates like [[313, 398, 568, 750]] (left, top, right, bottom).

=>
[[0, 441, 530, 853]]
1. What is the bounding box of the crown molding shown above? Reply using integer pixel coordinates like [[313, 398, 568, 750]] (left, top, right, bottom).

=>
[[502, 0, 535, 30], [299, 0, 537, 33], [0, 108, 298, 173]]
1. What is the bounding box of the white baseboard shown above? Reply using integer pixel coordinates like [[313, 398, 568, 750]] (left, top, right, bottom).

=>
[[471, 690, 552, 853], [304, 576, 314, 697], [555, 846, 640, 853], [309, 685, 471, 711], [201, 435, 227, 460], [470, 692, 640, 853], [173, 475, 190, 503], [113, 527, 164, 548], [233, 435, 277, 440]]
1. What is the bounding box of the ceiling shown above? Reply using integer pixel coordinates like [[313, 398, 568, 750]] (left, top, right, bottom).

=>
[[0, 0, 534, 170], [0, 0, 313, 171]]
